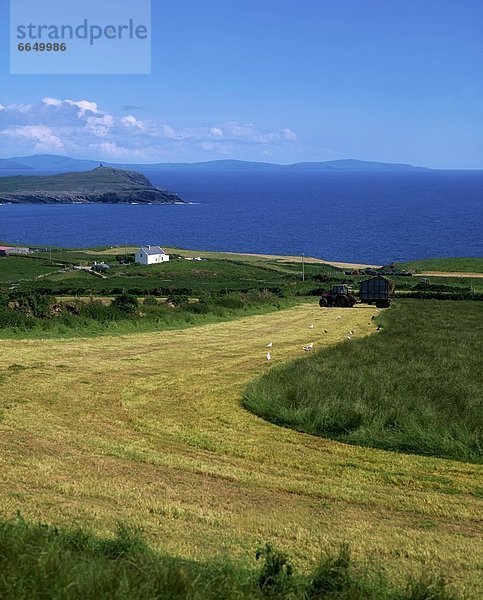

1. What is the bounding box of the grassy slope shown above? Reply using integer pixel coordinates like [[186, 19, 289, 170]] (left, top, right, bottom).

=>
[[0, 168, 151, 193], [0, 256, 59, 283], [26, 261, 296, 293], [0, 303, 482, 598], [244, 301, 482, 463], [0, 251, 340, 300], [400, 258, 483, 274]]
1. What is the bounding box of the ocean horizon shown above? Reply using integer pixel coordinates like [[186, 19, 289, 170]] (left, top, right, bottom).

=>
[[1, 170, 481, 264]]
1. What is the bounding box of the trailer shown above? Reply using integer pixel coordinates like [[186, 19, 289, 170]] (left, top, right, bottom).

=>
[[359, 275, 394, 308]]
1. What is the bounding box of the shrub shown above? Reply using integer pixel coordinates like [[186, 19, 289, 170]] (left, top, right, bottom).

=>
[[112, 294, 138, 314], [78, 301, 121, 322], [116, 254, 135, 264], [0, 306, 33, 329], [306, 543, 352, 598], [143, 295, 159, 306], [10, 292, 56, 318], [166, 293, 190, 307], [256, 543, 293, 594], [215, 293, 247, 310], [405, 573, 455, 600]]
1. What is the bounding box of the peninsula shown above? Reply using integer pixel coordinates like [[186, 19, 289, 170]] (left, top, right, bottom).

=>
[[0, 166, 184, 204]]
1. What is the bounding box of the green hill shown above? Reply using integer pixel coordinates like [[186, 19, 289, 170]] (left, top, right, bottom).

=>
[[399, 257, 483, 273], [0, 167, 184, 204]]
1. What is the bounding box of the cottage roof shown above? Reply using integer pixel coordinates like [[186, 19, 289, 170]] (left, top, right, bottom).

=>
[[140, 245, 165, 256]]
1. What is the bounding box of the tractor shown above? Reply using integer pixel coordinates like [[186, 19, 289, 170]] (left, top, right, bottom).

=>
[[319, 284, 356, 308]]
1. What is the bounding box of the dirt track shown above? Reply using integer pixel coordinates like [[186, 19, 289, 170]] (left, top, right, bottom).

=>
[[419, 271, 483, 278]]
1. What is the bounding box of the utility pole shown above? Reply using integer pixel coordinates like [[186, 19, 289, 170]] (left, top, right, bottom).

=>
[[302, 253, 305, 282]]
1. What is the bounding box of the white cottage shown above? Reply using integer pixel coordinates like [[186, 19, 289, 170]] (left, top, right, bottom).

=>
[[135, 246, 170, 265]]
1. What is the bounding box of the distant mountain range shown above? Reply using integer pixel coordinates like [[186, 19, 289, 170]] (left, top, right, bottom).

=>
[[0, 154, 431, 173]]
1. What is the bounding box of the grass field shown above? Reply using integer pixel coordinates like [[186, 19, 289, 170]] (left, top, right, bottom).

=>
[[243, 301, 482, 463], [1, 302, 482, 598], [0, 256, 58, 283], [399, 258, 483, 274], [0, 250, 338, 297], [2, 249, 483, 302]]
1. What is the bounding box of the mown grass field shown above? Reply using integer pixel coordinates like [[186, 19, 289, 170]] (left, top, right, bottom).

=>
[[1, 302, 482, 598]]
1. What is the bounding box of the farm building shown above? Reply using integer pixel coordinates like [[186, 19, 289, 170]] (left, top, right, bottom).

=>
[[135, 246, 170, 265], [0, 245, 31, 256], [92, 261, 111, 272]]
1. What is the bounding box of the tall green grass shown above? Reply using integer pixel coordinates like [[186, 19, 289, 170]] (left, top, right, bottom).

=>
[[243, 300, 482, 463], [0, 517, 456, 599]]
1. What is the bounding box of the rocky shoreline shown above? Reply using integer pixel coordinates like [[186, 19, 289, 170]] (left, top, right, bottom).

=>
[[0, 189, 183, 204]]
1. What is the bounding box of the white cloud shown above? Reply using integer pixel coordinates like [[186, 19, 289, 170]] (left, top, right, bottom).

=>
[[0, 98, 298, 161], [121, 115, 145, 129], [282, 128, 297, 141], [92, 141, 131, 158], [65, 99, 99, 117], [85, 114, 114, 138], [2, 125, 64, 152], [4, 103, 33, 114], [213, 122, 297, 144], [87, 114, 114, 127], [42, 97, 62, 107], [198, 142, 215, 151]]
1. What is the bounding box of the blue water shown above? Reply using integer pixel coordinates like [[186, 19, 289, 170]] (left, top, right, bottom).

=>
[[0, 170, 482, 263]]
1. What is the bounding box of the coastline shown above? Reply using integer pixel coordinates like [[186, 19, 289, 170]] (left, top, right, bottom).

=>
[[2, 241, 482, 277], [82, 245, 383, 269]]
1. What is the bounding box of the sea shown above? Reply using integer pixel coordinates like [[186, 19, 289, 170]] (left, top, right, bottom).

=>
[[0, 170, 482, 264]]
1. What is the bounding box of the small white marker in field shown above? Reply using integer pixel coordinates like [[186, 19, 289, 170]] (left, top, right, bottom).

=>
[[309, 324, 314, 329], [337, 315, 341, 319], [266, 352, 271, 361], [303, 343, 314, 351], [266, 342, 273, 348]]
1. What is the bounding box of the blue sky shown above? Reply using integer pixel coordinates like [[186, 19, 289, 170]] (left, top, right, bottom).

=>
[[1, 0, 482, 167]]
